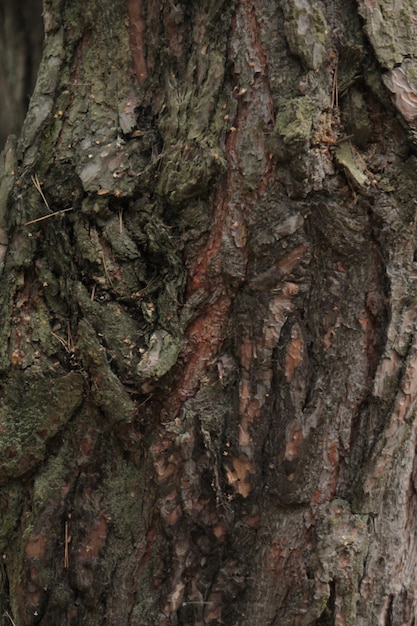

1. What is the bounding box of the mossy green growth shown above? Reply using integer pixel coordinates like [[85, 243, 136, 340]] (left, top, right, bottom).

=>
[[74, 220, 105, 267], [34, 261, 61, 313], [0, 481, 25, 547], [33, 404, 101, 513], [103, 459, 149, 541], [156, 35, 229, 205], [30, 307, 56, 355], [76, 318, 136, 426], [76, 283, 143, 376], [0, 371, 83, 481], [102, 218, 142, 261], [283, 0, 330, 70], [85, 455, 162, 621], [270, 97, 314, 161], [33, 448, 68, 514], [156, 141, 224, 205]]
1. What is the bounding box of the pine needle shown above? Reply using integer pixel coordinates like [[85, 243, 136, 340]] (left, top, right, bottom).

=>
[[24, 207, 73, 226], [26, 174, 74, 225], [4, 612, 17, 626], [31, 174, 50, 211]]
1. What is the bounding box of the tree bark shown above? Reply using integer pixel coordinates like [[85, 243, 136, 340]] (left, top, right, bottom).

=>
[[1, 0, 417, 624]]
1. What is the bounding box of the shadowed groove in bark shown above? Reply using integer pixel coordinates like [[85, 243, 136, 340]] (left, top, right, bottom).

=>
[[316, 579, 336, 626]]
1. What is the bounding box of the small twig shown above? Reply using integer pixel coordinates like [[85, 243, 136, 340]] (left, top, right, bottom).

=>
[[334, 134, 354, 145], [63, 81, 93, 87], [131, 151, 166, 178], [66, 323, 74, 352], [51, 331, 69, 351], [4, 611, 17, 626], [51, 324, 74, 352], [331, 60, 339, 110], [24, 207, 74, 226], [101, 252, 113, 287], [64, 519, 70, 569], [137, 394, 154, 407]]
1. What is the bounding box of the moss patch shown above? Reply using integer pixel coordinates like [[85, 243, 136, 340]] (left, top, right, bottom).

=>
[[0, 371, 83, 481]]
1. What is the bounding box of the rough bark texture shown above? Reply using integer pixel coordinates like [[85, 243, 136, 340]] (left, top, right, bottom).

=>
[[1, 1, 417, 625]]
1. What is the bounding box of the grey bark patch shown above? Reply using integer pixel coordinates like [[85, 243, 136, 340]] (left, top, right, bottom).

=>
[[383, 64, 417, 125], [136, 329, 182, 381]]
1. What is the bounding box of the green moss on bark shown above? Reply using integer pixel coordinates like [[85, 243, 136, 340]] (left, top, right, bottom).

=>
[[0, 371, 83, 482]]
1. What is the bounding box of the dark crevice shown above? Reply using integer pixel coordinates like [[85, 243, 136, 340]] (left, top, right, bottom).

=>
[[385, 594, 394, 626]]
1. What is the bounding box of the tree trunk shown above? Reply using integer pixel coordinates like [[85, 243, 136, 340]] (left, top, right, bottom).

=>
[[1, 0, 417, 624]]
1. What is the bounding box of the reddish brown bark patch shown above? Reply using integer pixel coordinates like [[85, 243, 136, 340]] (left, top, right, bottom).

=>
[[24, 532, 47, 560], [127, 0, 148, 83], [77, 510, 108, 562]]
